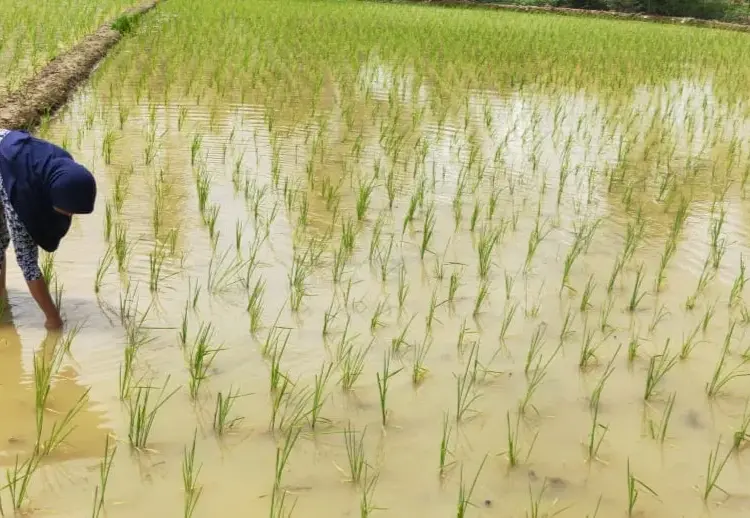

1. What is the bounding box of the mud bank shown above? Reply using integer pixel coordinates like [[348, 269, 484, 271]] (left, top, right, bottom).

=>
[[0, 0, 161, 131], [391, 0, 750, 33]]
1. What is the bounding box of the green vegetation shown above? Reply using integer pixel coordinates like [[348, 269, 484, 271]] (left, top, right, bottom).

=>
[[9, 0, 750, 516], [0, 0, 139, 96]]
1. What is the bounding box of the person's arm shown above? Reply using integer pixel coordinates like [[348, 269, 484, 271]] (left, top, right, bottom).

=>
[[5, 206, 62, 329], [27, 278, 61, 329]]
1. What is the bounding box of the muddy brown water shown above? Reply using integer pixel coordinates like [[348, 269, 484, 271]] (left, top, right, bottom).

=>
[[3, 24, 750, 518]]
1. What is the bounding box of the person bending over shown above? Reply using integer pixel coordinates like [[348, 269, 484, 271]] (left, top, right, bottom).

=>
[[0, 129, 96, 330]]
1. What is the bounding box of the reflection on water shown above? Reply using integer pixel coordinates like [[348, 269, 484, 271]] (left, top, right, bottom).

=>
[[0, 303, 111, 466]]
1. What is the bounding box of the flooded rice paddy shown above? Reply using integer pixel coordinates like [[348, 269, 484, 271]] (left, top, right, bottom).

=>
[[4, 0, 750, 516]]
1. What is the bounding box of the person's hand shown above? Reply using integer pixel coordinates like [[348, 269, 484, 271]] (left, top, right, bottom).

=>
[[45, 314, 64, 331]]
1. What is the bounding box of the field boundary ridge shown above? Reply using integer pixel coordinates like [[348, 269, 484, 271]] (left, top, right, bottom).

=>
[[0, 0, 162, 131], [383, 0, 750, 33]]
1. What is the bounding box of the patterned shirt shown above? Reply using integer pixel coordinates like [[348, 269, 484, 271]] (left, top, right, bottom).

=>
[[0, 129, 42, 282]]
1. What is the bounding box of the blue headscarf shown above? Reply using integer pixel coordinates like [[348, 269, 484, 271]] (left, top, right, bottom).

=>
[[0, 130, 96, 252]]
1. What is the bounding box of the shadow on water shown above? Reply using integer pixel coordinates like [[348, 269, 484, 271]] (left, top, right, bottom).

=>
[[0, 300, 112, 466]]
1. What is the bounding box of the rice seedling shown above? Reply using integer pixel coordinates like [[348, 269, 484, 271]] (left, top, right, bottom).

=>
[[322, 296, 341, 338], [524, 216, 552, 271], [339, 339, 372, 391], [40, 251, 55, 284], [397, 262, 409, 311], [359, 467, 382, 518], [59, 320, 83, 354], [590, 345, 619, 412], [709, 204, 728, 270], [247, 276, 266, 334], [182, 431, 203, 518], [271, 426, 301, 516], [703, 437, 733, 501], [502, 410, 539, 468], [579, 275, 596, 312], [455, 360, 480, 423], [341, 217, 356, 254], [4, 452, 41, 513], [606, 255, 624, 294], [213, 386, 247, 436], [190, 133, 203, 166], [526, 479, 571, 518], [268, 336, 291, 393], [525, 322, 547, 375], [628, 263, 647, 312], [40, 388, 90, 456], [706, 321, 748, 397], [455, 456, 487, 518], [579, 323, 601, 371], [644, 340, 679, 401], [686, 258, 715, 310], [622, 209, 645, 264], [288, 248, 311, 312], [586, 393, 609, 462], [186, 322, 222, 399], [412, 334, 432, 385], [701, 300, 717, 332], [203, 203, 220, 240], [195, 167, 211, 214], [370, 299, 387, 333], [732, 400, 750, 450], [626, 459, 658, 517], [477, 225, 499, 279], [679, 321, 703, 360], [520, 340, 562, 415], [207, 247, 245, 294], [356, 177, 376, 221], [343, 422, 368, 484], [472, 279, 491, 317], [32, 344, 65, 444], [127, 377, 179, 450], [148, 241, 171, 292], [102, 129, 118, 165], [648, 304, 670, 335], [118, 338, 142, 401], [390, 315, 415, 354], [332, 240, 351, 284], [368, 211, 385, 263], [91, 436, 116, 518], [730, 255, 747, 307], [498, 300, 519, 345], [94, 245, 115, 294], [648, 392, 676, 444], [375, 234, 394, 283], [103, 201, 114, 241], [376, 350, 402, 427], [438, 412, 455, 477], [113, 221, 133, 271], [274, 383, 313, 434], [561, 239, 583, 293], [448, 268, 462, 304], [420, 202, 436, 259], [310, 362, 333, 430], [113, 167, 130, 213], [425, 288, 442, 333]]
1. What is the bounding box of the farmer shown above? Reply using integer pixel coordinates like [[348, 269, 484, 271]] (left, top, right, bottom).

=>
[[0, 129, 96, 330]]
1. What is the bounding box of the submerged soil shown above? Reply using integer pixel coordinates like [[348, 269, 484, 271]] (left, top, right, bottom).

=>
[[0, 0, 160, 131]]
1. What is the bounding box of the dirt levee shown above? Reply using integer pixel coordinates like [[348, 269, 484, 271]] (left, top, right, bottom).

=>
[[0, 0, 160, 131]]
